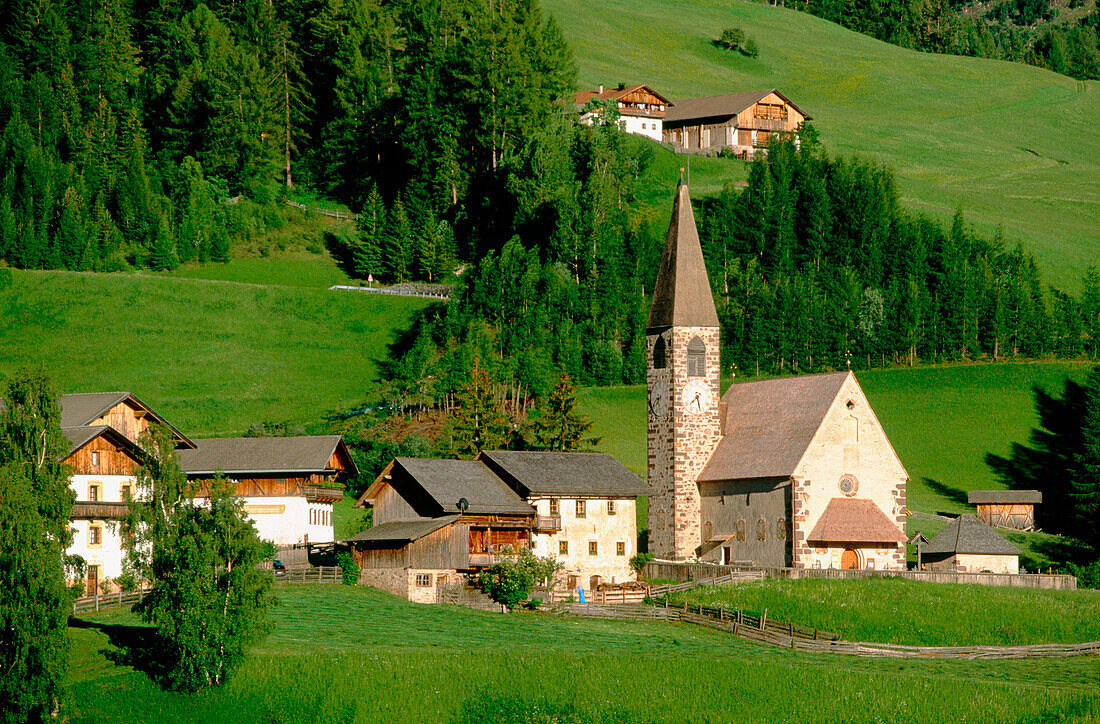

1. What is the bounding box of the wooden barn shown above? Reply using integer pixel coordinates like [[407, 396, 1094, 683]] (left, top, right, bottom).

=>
[[662, 89, 810, 157], [968, 490, 1041, 530], [573, 83, 672, 141], [348, 457, 536, 602], [921, 514, 1020, 574]]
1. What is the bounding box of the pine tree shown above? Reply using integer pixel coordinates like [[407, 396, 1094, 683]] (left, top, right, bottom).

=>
[[524, 371, 599, 451], [448, 358, 511, 458], [1073, 367, 1100, 553]]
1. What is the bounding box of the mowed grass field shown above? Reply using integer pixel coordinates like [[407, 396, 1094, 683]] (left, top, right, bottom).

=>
[[544, 0, 1100, 287], [579, 361, 1092, 518], [675, 577, 1100, 646], [0, 268, 431, 436], [65, 584, 1100, 722]]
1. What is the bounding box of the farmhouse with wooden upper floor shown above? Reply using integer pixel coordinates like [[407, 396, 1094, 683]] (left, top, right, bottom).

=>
[[348, 451, 648, 602], [573, 83, 673, 142], [646, 178, 908, 571], [663, 89, 810, 157], [57, 391, 353, 594]]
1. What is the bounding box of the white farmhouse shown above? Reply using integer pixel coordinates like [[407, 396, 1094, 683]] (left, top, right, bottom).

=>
[[573, 83, 672, 142]]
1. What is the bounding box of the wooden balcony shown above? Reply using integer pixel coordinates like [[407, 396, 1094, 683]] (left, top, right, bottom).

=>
[[468, 547, 523, 568], [743, 118, 796, 132], [72, 501, 131, 520], [302, 485, 344, 503], [533, 514, 561, 532]]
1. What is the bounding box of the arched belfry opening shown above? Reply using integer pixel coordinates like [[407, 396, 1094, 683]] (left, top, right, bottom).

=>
[[687, 336, 706, 377], [653, 336, 667, 369]]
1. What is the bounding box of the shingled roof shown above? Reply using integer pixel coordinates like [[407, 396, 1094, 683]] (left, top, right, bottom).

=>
[[478, 450, 650, 497], [344, 515, 460, 544], [59, 392, 195, 449], [968, 490, 1042, 505], [663, 89, 811, 124], [647, 179, 719, 329], [177, 436, 356, 476], [698, 371, 850, 481], [806, 497, 906, 545], [363, 458, 535, 517], [573, 84, 673, 112], [923, 514, 1020, 556], [60, 425, 143, 460]]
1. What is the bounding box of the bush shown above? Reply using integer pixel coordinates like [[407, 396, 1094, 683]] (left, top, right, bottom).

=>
[[336, 551, 360, 586], [718, 26, 745, 50], [1065, 558, 1100, 588], [630, 552, 654, 580], [743, 37, 759, 58], [477, 548, 563, 609]]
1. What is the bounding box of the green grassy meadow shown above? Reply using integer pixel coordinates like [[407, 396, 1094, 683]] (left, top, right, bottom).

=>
[[65, 584, 1100, 722], [545, 0, 1100, 287], [675, 577, 1100, 646], [0, 269, 430, 436], [579, 361, 1092, 521]]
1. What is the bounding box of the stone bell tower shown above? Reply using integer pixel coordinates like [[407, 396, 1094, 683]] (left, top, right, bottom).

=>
[[646, 176, 721, 560]]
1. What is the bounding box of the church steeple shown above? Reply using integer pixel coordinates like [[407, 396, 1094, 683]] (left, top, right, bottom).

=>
[[646, 175, 721, 561], [647, 178, 719, 329]]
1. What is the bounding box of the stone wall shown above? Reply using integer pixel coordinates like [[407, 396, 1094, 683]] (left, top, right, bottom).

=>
[[925, 553, 1020, 575], [359, 567, 457, 603], [648, 326, 721, 560]]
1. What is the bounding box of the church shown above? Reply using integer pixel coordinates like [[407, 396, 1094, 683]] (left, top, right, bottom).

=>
[[646, 179, 909, 571]]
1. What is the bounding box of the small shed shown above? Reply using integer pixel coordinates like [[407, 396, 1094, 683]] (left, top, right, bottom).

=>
[[921, 514, 1020, 574], [968, 490, 1041, 530]]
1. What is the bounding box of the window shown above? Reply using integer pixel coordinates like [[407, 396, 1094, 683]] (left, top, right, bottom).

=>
[[121, 484, 132, 501], [588, 541, 598, 556], [91, 451, 100, 466], [607, 500, 616, 516], [415, 573, 432, 587], [756, 518, 766, 541], [652, 336, 667, 369], [866, 559, 875, 571], [88, 484, 100, 502], [616, 541, 626, 556], [838, 474, 858, 496], [776, 518, 786, 540], [88, 525, 102, 546], [687, 336, 706, 377], [549, 498, 559, 515], [559, 540, 568, 555], [704, 521, 713, 541], [309, 510, 315, 525], [576, 500, 586, 518], [735, 519, 746, 541], [121, 529, 133, 551]]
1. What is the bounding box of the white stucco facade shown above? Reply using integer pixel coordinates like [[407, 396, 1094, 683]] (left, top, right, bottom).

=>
[[619, 114, 663, 142], [241, 496, 335, 545], [69, 474, 137, 590], [529, 496, 637, 588]]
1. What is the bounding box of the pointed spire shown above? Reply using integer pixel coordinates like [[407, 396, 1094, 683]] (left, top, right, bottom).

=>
[[647, 177, 719, 328]]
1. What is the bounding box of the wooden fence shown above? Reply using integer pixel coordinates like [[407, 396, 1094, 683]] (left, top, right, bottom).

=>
[[286, 200, 359, 220], [644, 561, 1078, 591], [329, 284, 452, 300], [552, 598, 1100, 660], [72, 588, 151, 614], [541, 571, 764, 605], [271, 566, 344, 583]]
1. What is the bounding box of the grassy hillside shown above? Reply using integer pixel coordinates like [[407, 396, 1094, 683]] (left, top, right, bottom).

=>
[[545, 0, 1100, 287], [675, 577, 1100, 646], [66, 584, 1100, 722], [579, 361, 1092, 518], [0, 269, 430, 436]]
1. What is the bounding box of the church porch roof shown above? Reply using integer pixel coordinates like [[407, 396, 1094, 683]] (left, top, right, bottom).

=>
[[806, 497, 906, 545]]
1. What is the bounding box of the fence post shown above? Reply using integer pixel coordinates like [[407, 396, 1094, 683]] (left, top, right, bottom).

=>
[[95, 594, 100, 613], [761, 608, 767, 631]]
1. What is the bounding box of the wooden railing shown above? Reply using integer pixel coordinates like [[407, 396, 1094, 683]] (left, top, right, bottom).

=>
[[533, 514, 561, 531], [542, 571, 764, 605], [285, 200, 360, 220], [301, 485, 344, 502], [329, 284, 452, 300]]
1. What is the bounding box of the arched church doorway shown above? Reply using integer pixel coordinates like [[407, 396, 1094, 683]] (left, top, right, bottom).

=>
[[840, 548, 859, 570]]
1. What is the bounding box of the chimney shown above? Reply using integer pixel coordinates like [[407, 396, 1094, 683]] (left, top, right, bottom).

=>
[[598, 84, 604, 94]]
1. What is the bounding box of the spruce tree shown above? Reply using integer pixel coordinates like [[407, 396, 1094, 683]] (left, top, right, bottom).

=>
[[525, 371, 599, 452], [448, 358, 510, 458]]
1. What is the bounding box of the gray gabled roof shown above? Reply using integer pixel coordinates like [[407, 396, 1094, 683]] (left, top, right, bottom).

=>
[[60, 425, 143, 459], [344, 515, 460, 544], [478, 450, 650, 497], [177, 436, 357, 476], [923, 515, 1020, 556], [699, 371, 850, 481], [968, 490, 1042, 505], [647, 180, 719, 329], [391, 458, 535, 516], [59, 392, 196, 449], [664, 89, 811, 124]]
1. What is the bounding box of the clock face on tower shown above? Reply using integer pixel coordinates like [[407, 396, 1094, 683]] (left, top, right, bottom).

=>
[[682, 379, 712, 416], [648, 379, 670, 421]]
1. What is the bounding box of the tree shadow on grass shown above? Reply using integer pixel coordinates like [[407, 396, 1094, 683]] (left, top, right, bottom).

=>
[[922, 477, 970, 512], [69, 618, 170, 685]]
